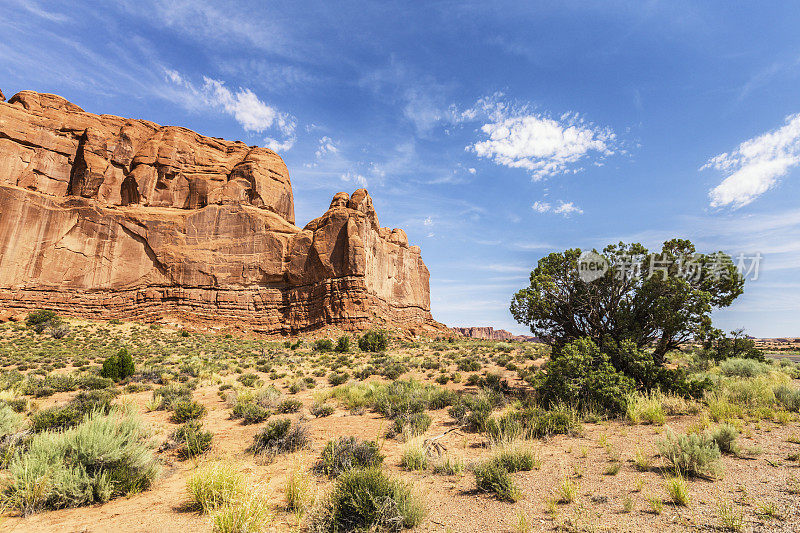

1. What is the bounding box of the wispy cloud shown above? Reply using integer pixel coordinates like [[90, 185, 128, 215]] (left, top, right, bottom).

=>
[[165, 70, 296, 150], [705, 114, 800, 208]]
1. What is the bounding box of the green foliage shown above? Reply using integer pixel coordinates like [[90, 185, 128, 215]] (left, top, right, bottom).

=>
[[388, 412, 432, 439], [30, 389, 115, 432], [5, 410, 159, 514], [335, 335, 351, 353], [534, 337, 634, 415], [277, 398, 302, 413], [699, 328, 765, 362], [657, 429, 722, 477], [174, 421, 214, 459], [311, 403, 335, 417], [314, 339, 334, 352], [250, 418, 309, 455], [474, 460, 520, 502], [710, 423, 739, 455], [358, 329, 389, 352], [185, 462, 245, 514], [720, 357, 771, 378], [0, 404, 25, 438], [100, 348, 135, 382], [231, 401, 270, 424], [315, 436, 384, 477], [400, 440, 428, 471], [511, 240, 743, 364], [312, 468, 424, 532], [26, 309, 62, 334], [327, 372, 349, 386], [484, 404, 579, 442], [774, 385, 800, 412], [171, 399, 207, 423]]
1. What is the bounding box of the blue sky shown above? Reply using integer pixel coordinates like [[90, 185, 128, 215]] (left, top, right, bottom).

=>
[[3, 1, 800, 336]]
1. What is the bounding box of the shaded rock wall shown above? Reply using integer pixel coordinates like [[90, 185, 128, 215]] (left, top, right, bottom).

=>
[[0, 90, 437, 334]]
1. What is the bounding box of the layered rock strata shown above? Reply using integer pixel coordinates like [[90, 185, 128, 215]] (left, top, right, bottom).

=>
[[0, 90, 437, 333]]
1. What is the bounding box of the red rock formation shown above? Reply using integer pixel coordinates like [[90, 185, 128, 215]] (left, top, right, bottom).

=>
[[0, 90, 439, 334], [452, 326, 538, 342]]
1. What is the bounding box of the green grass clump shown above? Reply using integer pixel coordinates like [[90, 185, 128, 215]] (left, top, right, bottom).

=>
[[388, 412, 431, 439], [719, 358, 771, 378], [6, 410, 159, 515], [474, 460, 520, 502], [311, 468, 424, 532], [431, 455, 465, 475], [212, 493, 272, 533], [657, 428, 722, 477], [174, 421, 213, 459], [0, 404, 25, 438], [231, 401, 270, 424], [315, 436, 384, 477], [185, 462, 246, 513], [665, 476, 689, 506], [400, 439, 428, 471], [625, 392, 666, 425], [774, 385, 800, 412]]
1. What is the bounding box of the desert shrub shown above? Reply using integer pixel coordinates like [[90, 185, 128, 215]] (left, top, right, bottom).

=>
[[185, 462, 245, 513], [457, 358, 482, 372], [152, 383, 193, 410], [335, 336, 351, 353], [77, 374, 115, 390], [484, 404, 579, 442], [26, 309, 61, 334], [100, 348, 135, 382], [327, 372, 349, 386], [372, 379, 454, 419], [709, 423, 739, 455], [236, 373, 260, 387], [1, 397, 28, 413], [231, 401, 269, 424], [315, 436, 384, 477], [311, 468, 424, 532], [5, 410, 158, 514], [388, 412, 432, 439], [250, 418, 309, 455], [277, 398, 302, 413], [311, 403, 335, 417], [657, 429, 722, 477], [474, 460, 520, 502], [0, 404, 25, 438], [174, 421, 213, 459], [31, 390, 115, 432], [314, 339, 334, 352], [431, 455, 465, 475], [774, 385, 800, 412], [720, 357, 771, 378], [358, 330, 389, 352], [534, 338, 634, 415], [171, 399, 207, 423]]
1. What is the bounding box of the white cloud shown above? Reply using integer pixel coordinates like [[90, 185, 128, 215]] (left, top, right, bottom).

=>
[[531, 201, 550, 213], [553, 201, 583, 216], [341, 172, 368, 187], [423, 216, 434, 226], [164, 70, 296, 150], [705, 114, 800, 208], [315, 136, 338, 158], [531, 200, 583, 216], [467, 167, 477, 174]]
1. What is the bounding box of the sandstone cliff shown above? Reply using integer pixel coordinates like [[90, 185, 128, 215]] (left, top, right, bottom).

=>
[[0, 90, 437, 334], [452, 327, 538, 342]]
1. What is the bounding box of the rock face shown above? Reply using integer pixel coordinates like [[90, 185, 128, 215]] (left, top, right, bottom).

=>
[[0, 90, 437, 334], [452, 327, 538, 342]]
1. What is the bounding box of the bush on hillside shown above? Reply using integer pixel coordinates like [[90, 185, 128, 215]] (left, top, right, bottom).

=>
[[315, 436, 384, 478], [358, 330, 389, 352], [100, 348, 135, 382], [25, 309, 62, 334]]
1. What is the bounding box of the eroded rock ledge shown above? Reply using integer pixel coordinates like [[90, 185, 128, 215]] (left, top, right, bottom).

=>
[[0, 90, 439, 334]]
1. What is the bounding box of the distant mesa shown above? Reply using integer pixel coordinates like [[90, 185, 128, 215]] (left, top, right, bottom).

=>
[[452, 326, 539, 342], [0, 89, 443, 335]]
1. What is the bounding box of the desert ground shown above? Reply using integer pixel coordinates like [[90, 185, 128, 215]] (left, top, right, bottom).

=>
[[1, 318, 799, 533]]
